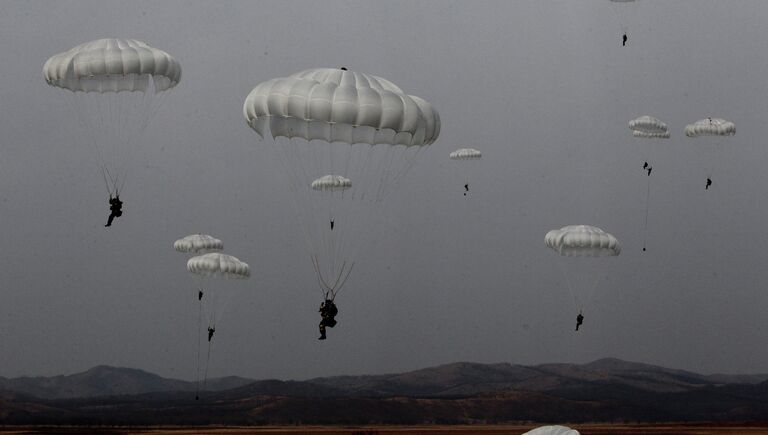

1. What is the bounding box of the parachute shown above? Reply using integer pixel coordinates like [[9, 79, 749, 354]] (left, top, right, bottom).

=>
[[523, 426, 580, 435], [545, 225, 621, 257], [450, 148, 482, 196], [311, 175, 352, 191], [629, 115, 670, 139], [244, 67, 439, 304], [685, 118, 735, 137], [629, 116, 669, 252], [174, 234, 224, 254], [174, 234, 224, 398], [188, 253, 250, 279], [449, 148, 482, 160], [546, 225, 620, 315], [186, 252, 249, 396], [685, 118, 735, 190], [43, 38, 181, 197]]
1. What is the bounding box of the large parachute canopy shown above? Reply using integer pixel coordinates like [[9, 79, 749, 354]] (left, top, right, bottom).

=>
[[187, 253, 250, 279], [545, 225, 621, 257], [44, 39, 181, 92], [685, 118, 736, 137], [243, 67, 439, 299], [174, 234, 224, 254], [449, 148, 482, 160], [243, 68, 439, 146], [43, 38, 180, 196], [523, 426, 580, 435], [629, 116, 670, 139]]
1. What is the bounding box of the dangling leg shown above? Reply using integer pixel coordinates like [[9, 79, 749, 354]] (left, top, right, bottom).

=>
[[319, 321, 327, 340]]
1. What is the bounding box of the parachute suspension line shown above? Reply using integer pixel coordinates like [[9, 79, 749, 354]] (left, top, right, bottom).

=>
[[311, 255, 354, 299], [195, 287, 203, 400], [312, 254, 334, 295], [356, 145, 377, 202], [556, 262, 580, 312], [373, 145, 394, 203], [642, 175, 651, 252], [203, 336, 213, 392], [378, 144, 425, 203], [100, 162, 112, 195], [273, 137, 320, 286], [328, 261, 355, 300], [200, 287, 216, 392], [65, 94, 114, 196], [115, 89, 169, 196], [583, 269, 606, 310]]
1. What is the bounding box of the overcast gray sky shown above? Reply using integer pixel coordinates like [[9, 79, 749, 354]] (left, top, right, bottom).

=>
[[2, 0, 768, 381]]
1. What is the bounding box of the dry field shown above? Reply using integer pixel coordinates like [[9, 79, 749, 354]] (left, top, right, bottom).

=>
[[3, 424, 768, 435]]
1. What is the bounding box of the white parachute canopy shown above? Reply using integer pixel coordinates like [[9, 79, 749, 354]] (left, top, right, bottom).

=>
[[545, 225, 621, 257], [243, 67, 439, 299], [450, 148, 482, 160], [546, 225, 620, 310], [629, 116, 670, 139], [523, 426, 580, 435], [243, 68, 439, 146], [43, 38, 181, 196], [174, 234, 224, 254], [311, 175, 352, 191], [187, 253, 250, 279], [43, 39, 181, 92], [685, 118, 736, 137], [449, 148, 482, 196]]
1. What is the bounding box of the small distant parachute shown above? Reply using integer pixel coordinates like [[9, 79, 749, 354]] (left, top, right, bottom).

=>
[[545, 225, 621, 257], [629, 116, 669, 252], [450, 148, 482, 160], [174, 234, 224, 254], [174, 236, 224, 400], [629, 115, 670, 139], [685, 118, 735, 190], [188, 253, 251, 279], [546, 225, 620, 316], [44, 39, 181, 197], [311, 175, 352, 191], [685, 118, 735, 137], [450, 148, 482, 196], [523, 425, 580, 435], [187, 252, 250, 398]]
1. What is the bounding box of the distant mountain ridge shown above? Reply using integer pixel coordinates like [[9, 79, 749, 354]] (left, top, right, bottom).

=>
[[0, 365, 253, 399], [2, 358, 766, 401], [303, 357, 768, 397], [3, 358, 768, 425]]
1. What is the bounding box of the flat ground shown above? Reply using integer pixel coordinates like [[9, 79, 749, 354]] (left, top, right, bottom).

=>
[[2, 424, 768, 435]]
